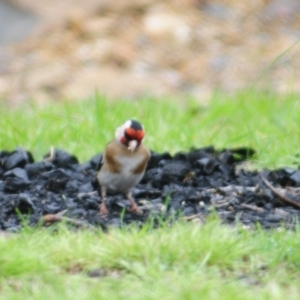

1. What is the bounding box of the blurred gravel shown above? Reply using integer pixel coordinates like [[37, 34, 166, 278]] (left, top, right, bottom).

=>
[[1, 0, 300, 105], [1, 146, 300, 232]]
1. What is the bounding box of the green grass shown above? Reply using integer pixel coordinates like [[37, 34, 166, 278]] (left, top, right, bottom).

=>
[[1, 91, 300, 299], [1, 221, 300, 299], [1, 91, 300, 168]]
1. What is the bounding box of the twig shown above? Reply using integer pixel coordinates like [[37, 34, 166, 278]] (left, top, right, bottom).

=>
[[286, 186, 300, 194], [211, 195, 238, 208], [217, 185, 257, 194], [212, 199, 234, 208], [204, 185, 257, 195], [44, 146, 55, 161], [77, 191, 98, 199], [259, 174, 300, 209], [42, 210, 96, 230], [182, 213, 206, 222], [240, 203, 264, 213]]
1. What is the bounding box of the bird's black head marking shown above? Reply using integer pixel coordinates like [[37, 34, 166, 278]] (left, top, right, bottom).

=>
[[130, 120, 143, 131]]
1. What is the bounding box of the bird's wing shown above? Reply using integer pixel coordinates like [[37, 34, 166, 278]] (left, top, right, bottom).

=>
[[97, 140, 114, 171], [96, 154, 104, 171]]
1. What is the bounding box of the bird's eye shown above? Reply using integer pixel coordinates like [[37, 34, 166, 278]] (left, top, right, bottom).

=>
[[124, 131, 132, 140]]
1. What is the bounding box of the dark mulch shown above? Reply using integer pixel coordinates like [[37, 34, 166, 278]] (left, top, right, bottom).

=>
[[1, 146, 300, 232]]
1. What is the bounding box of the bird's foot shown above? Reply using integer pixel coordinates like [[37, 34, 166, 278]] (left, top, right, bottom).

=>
[[100, 203, 109, 216], [129, 204, 143, 215]]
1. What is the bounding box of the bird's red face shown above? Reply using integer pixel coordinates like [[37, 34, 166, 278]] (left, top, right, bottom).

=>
[[116, 120, 146, 152], [121, 127, 145, 151], [124, 127, 145, 142]]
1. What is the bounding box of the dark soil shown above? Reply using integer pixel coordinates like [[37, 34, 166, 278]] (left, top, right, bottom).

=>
[[1, 146, 300, 232]]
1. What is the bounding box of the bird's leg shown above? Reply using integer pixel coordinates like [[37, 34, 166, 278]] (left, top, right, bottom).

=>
[[100, 187, 109, 215], [126, 191, 142, 214]]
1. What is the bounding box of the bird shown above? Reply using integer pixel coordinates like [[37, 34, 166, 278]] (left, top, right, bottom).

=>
[[97, 119, 151, 215]]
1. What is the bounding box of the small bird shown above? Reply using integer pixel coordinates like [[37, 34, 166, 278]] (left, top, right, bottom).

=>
[[97, 119, 151, 215]]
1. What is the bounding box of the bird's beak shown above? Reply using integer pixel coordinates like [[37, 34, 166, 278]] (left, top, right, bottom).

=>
[[128, 140, 138, 152]]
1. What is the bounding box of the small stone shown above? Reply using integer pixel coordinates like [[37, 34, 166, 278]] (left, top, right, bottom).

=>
[[196, 158, 218, 175], [25, 161, 53, 178], [3, 168, 30, 192], [87, 268, 108, 278], [43, 148, 78, 168], [44, 203, 62, 214], [16, 194, 35, 214], [5, 147, 34, 170], [162, 161, 191, 183], [265, 214, 285, 222], [289, 170, 300, 187], [43, 169, 69, 192]]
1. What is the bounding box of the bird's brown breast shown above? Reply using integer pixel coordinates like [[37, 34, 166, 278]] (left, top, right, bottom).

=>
[[105, 149, 122, 173], [131, 154, 149, 174], [102, 140, 150, 174]]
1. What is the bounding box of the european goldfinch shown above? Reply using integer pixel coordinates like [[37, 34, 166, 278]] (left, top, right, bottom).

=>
[[97, 119, 150, 215]]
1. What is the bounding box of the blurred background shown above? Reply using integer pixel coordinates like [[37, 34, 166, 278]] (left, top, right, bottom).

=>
[[0, 0, 300, 106]]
